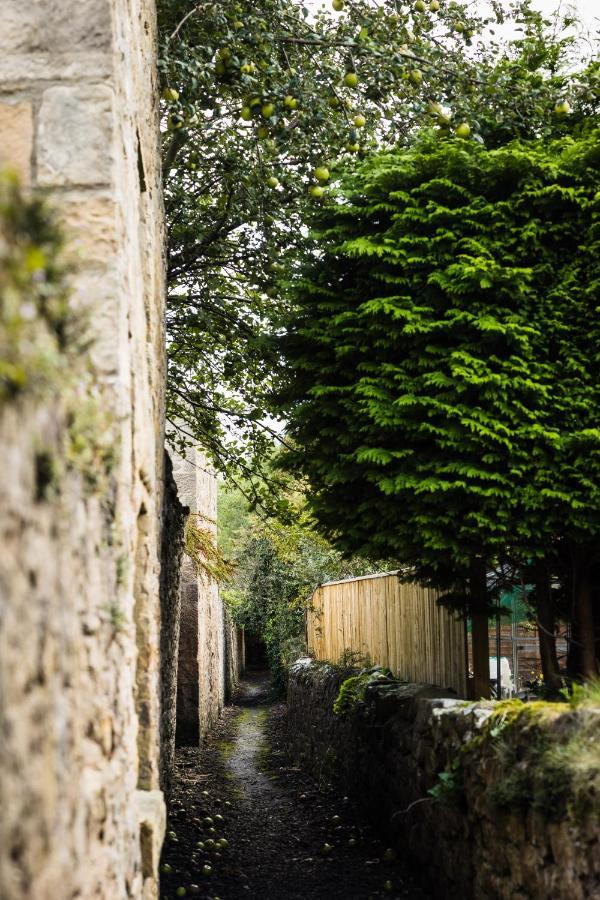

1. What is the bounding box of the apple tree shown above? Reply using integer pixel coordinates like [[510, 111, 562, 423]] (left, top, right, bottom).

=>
[[157, 0, 597, 501]]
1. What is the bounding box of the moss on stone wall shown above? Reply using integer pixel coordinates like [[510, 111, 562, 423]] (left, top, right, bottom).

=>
[[333, 668, 395, 716], [0, 172, 75, 400], [1, 173, 116, 498], [287, 661, 600, 899], [66, 395, 117, 493], [470, 698, 600, 824]]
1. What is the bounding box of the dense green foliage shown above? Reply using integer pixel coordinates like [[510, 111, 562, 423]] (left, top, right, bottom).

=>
[[157, 1, 600, 679], [218, 483, 382, 687], [273, 128, 600, 674], [157, 0, 596, 498]]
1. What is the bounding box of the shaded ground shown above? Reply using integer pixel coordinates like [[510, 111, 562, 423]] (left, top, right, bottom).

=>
[[160, 671, 428, 900]]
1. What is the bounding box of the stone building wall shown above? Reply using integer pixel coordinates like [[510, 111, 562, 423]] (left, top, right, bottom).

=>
[[159, 453, 188, 797], [224, 608, 246, 702], [172, 449, 227, 745], [0, 1, 169, 898], [287, 661, 600, 900]]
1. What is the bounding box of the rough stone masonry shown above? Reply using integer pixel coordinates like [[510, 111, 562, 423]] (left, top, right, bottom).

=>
[[173, 448, 226, 746], [172, 447, 246, 747], [287, 661, 600, 900], [0, 1, 171, 897]]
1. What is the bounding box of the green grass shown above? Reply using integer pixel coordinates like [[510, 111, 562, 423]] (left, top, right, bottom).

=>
[[561, 677, 600, 709]]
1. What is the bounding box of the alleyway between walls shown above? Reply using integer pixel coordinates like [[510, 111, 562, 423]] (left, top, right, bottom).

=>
[[160, 672, 428, 900]]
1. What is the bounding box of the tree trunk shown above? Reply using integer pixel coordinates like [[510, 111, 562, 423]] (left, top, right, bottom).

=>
[[573, 566, 598, 680], [470, 557, 490, 700], [533, 561, 562, 694]]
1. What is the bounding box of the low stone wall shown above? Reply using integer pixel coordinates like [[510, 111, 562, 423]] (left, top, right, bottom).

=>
[[286, 660, 600, 900]]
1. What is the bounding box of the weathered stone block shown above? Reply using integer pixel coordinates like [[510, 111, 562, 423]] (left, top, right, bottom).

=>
[[136, 789, 166, 878], [70, 269, 122, 377], [0, 53, 112, 86], [56, 194, 121, 266], [0, 102, 33, 183], [37, 86, 114, 187], [0, 1, 112, 55]]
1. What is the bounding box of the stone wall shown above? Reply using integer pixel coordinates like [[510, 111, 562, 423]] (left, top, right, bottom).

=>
[[159, 452, 188, 797], [224, 608, 246, 701], [172, 448, 227, 745], [287, 661, 600, 900], [0, 1, 168, 898]]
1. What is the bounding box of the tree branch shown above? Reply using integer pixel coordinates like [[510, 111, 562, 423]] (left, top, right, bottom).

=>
[[168, 2, 212, 43]]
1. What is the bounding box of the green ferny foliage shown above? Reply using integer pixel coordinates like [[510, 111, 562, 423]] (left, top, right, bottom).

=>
[[273, 129, 600, 655]]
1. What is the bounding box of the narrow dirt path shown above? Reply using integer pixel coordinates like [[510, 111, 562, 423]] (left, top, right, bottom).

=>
[[160, 672, 428, 900]]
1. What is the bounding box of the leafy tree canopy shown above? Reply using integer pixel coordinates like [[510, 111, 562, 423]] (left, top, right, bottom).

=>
[[271, 127, 600, 669], [157, 0, 598, 501]]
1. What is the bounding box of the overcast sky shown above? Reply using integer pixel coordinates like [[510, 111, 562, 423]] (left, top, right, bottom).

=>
[[537, 0, 597, 25], [308, 1, 598, 28], [487, 1, 598, 49]]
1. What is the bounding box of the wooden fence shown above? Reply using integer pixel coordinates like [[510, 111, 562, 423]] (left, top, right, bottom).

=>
[[307, 571, 467, 696]]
